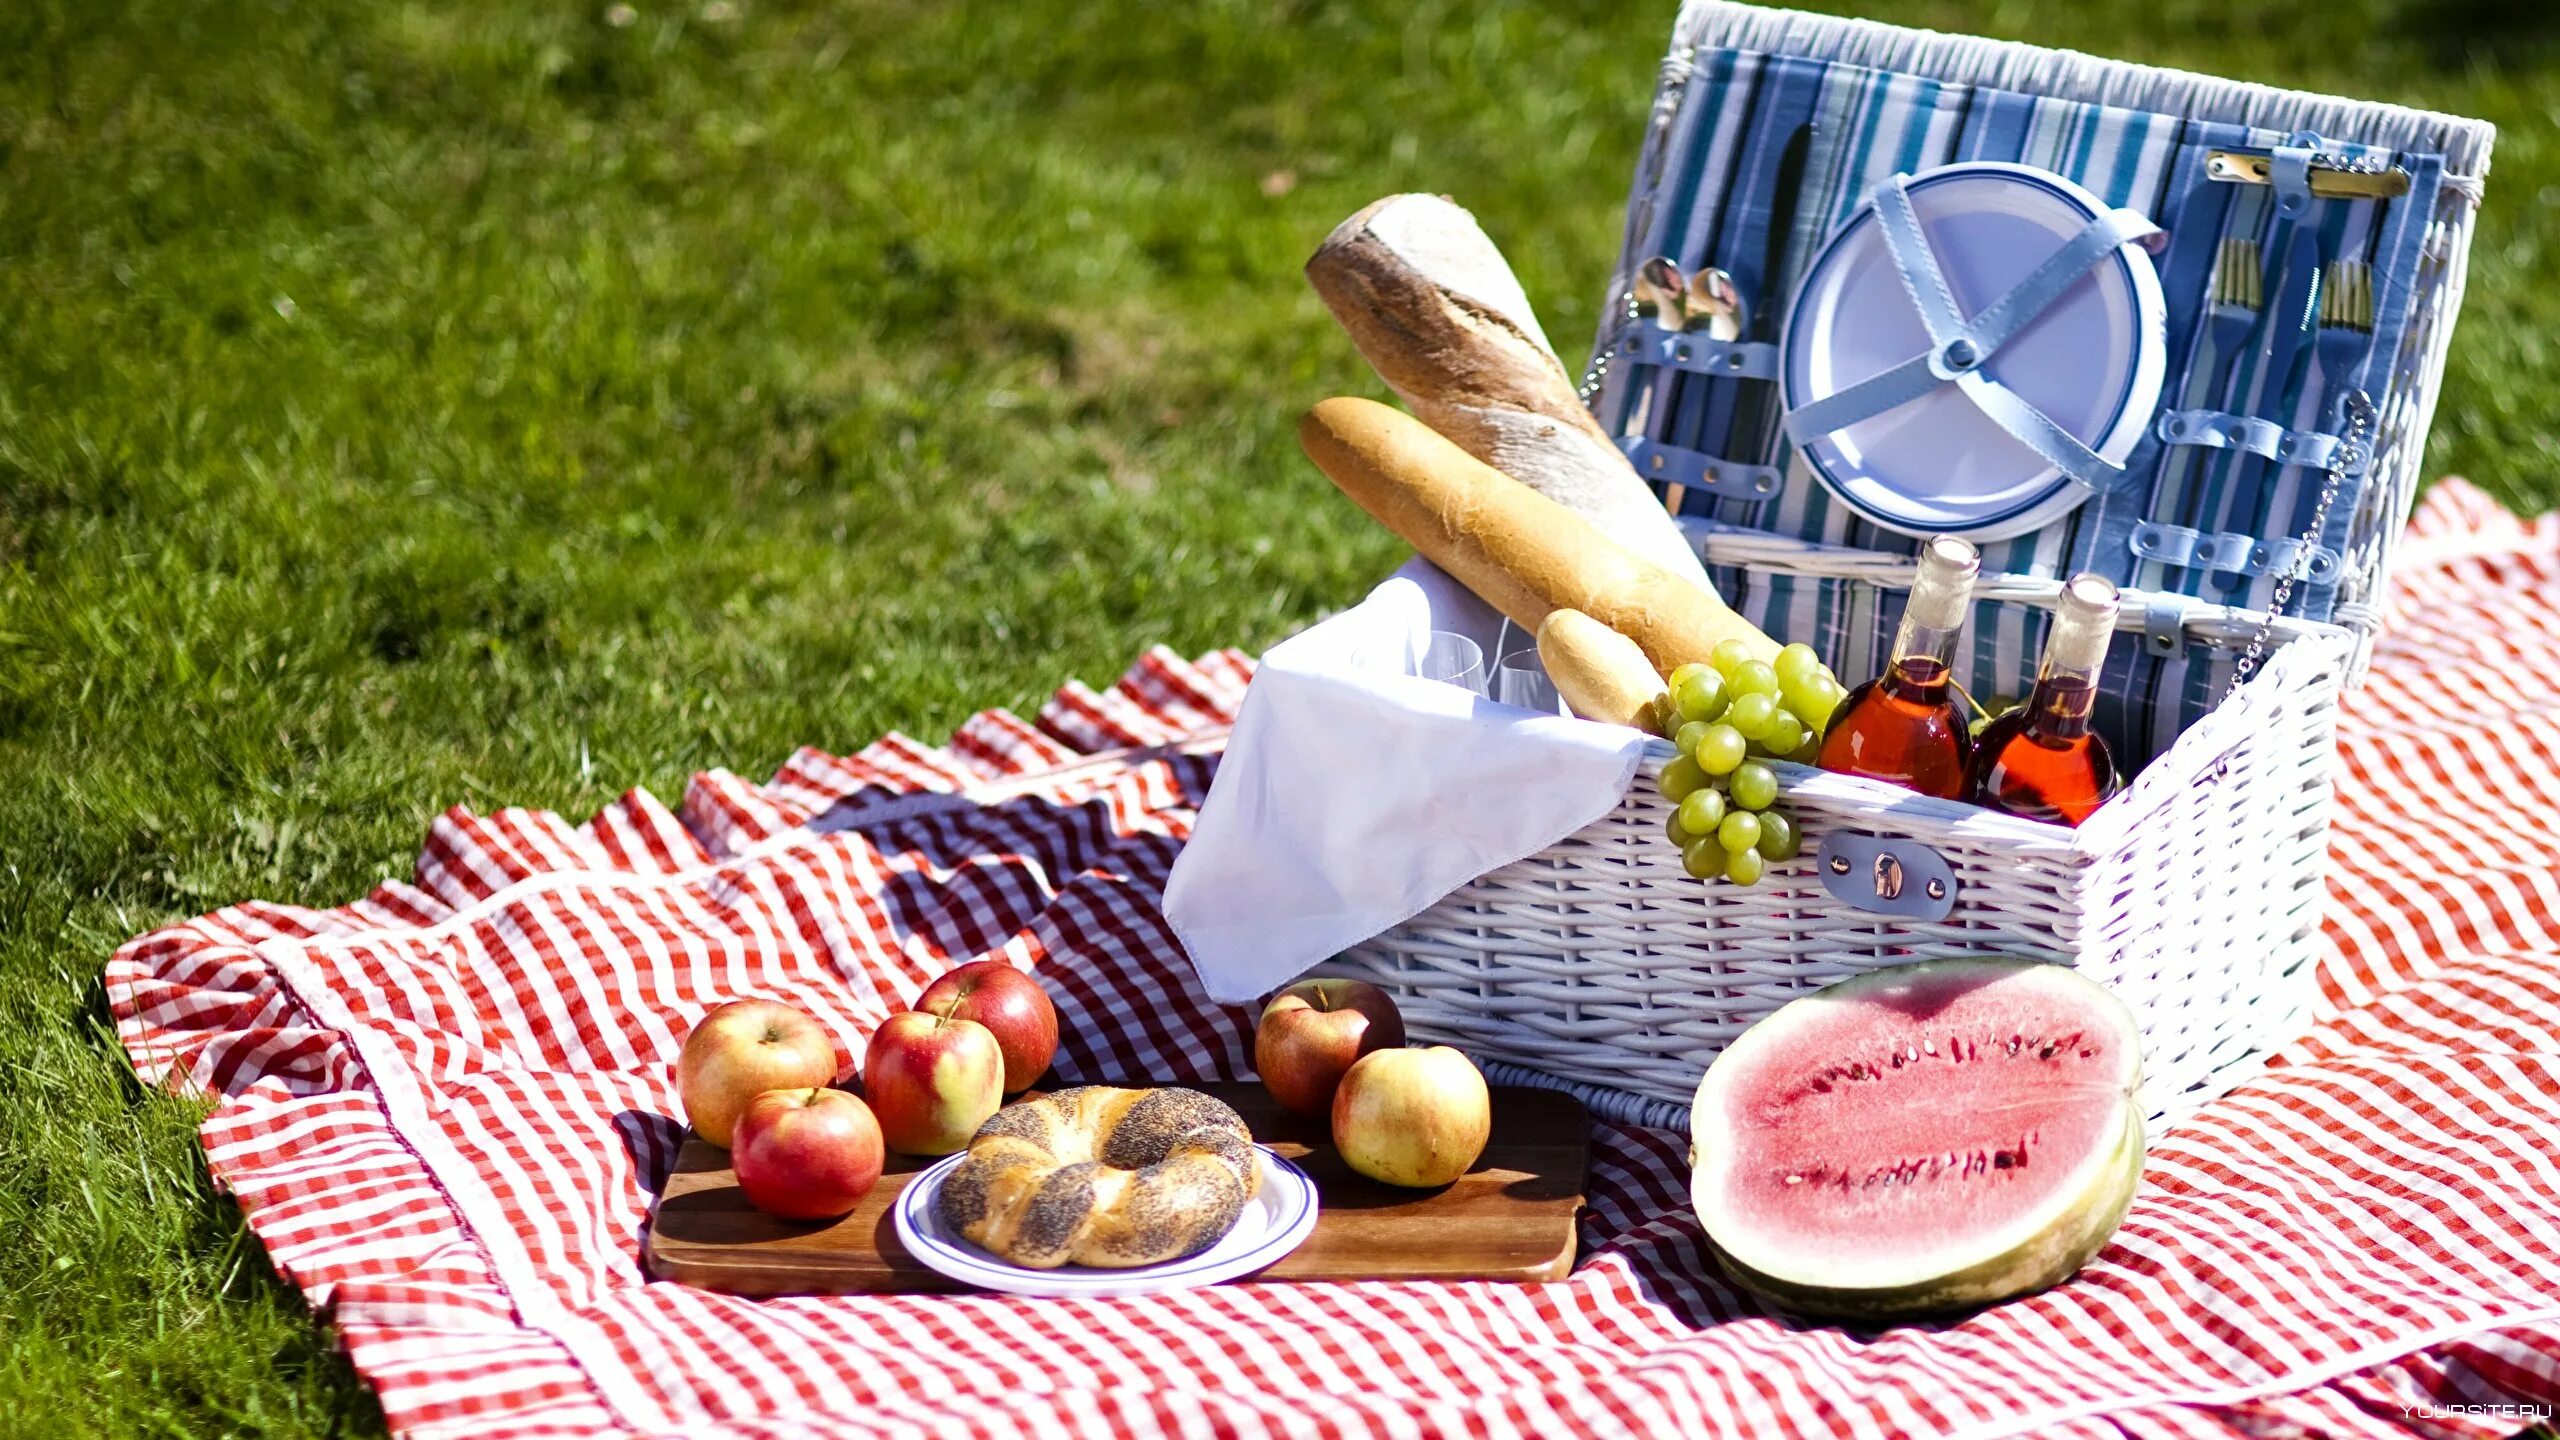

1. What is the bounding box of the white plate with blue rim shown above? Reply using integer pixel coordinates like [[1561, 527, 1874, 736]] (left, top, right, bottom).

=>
[[1782, 161, 2168, 542], [893, 1146, 1320, 1297]]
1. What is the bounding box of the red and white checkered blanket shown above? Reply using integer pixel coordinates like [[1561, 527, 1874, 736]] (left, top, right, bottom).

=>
[[113, 481, 2560, 1440]]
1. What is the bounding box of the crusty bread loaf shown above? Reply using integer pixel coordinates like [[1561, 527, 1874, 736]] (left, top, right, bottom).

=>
[[1305, 194, 1712, 586], [1537, 609, 1669, 734], [1299, 397, 1776, 674]]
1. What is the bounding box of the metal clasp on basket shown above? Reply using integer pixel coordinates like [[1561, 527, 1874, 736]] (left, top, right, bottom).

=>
[[1815, 832, 1959, 920]]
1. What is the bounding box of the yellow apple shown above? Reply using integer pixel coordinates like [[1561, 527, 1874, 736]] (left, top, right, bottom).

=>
[[1331, 1045, 1491, 1188]]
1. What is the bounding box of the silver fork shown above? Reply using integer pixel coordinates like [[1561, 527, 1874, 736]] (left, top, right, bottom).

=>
[[2151, 238, 2263, 587], [2315, 260, 2374, 409], [2278, 258, 2377, 601]]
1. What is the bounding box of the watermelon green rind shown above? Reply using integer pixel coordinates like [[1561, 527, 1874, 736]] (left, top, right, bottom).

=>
[[1687, 958, 2145, 1324], [1702, 1107, 2144, 1323]]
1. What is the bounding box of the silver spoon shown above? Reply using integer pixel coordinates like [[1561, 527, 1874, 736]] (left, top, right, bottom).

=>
[[1633, 256, 1689, 330], [1686, 266, 1746, 340]]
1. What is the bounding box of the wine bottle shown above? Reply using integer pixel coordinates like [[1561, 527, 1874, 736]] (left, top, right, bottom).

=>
[[1815, 535, 1979, 798], [1965, 573, 2124, 826]]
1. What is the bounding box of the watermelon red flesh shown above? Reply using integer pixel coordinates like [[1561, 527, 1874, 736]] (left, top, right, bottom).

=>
[[1692, 959, 2142, 1311]]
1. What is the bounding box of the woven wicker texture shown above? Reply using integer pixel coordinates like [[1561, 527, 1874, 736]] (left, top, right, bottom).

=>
[[1333, 619, 2346, 1128]]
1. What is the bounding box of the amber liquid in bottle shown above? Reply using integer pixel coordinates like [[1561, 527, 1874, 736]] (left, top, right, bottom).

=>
[[1966, 573, 2124, 827], [1816, 535, 1980, 799]]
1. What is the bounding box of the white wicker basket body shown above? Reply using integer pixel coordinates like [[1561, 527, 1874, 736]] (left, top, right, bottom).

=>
[[1329, 613, 2352, 1132]]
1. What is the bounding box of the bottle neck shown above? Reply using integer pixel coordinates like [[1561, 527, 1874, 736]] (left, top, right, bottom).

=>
[[2021, 671, 2098, 741], [1883, 617, 1962, 704], [1882, 536, 1979, 707], [2020, 588, 2116, 742]]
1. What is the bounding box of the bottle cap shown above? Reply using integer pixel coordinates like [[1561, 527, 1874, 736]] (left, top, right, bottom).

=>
[[2059, 572, 2120, 618], [1906, 535, 1982, 630], [2044, 572, 2123, 672]]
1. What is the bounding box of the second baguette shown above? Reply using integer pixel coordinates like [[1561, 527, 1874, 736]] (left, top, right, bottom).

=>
[[1537, 610, 1667, 735], [1299, 396, 1777, 675]]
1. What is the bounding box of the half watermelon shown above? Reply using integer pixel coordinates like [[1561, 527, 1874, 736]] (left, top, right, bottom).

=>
[[1689, 957, 2144, 1323]]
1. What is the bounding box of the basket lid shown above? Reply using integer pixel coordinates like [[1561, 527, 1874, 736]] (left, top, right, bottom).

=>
[[1592, 1, 2493, 632]]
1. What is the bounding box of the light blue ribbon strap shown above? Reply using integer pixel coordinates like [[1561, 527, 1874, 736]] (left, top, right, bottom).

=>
[[1955, 370, 2119, 489], [1871, 176, 1969, 342], [1778, 351, 1940, 444], [1785, 172, 2163, 493], [1960, 205, 2161, 357]]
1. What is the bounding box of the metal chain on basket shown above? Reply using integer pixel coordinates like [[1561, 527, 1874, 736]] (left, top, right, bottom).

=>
[[2230, 391, 2375, 687], [1576, 287, 1642, 406]]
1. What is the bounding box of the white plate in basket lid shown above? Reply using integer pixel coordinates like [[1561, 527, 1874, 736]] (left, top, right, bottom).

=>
[[894, 1146, 1319, 1297], [1781, 161, 2169, 542]]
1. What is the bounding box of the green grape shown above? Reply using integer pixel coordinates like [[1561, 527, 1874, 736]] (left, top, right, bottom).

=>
[[1725, 692, 1780, 740], [1730, 760, 1780, 812], [1781, 673, 1844, 733], [1673, 719, 1712, 757], [1673, 667, 1729, 723], [1724, 846, 1767, 886], [1681, 836, 1724, 880], [1774, 643, 1823, 685], [1755, 809, 1802, 861], [1709, 638, 1755, 677], [1759, 713, 1807, 757], [1717, 811, 1762, 853], [1784, 735, 1824, 766], [1694, 723, 1748, 775], [1677, 788, 1726, 836], [1668, 662, 1714, 694], [1657, 756, 1709, 802], [1665, 813, 1692, 848], [1729, 660, 1782, 699]]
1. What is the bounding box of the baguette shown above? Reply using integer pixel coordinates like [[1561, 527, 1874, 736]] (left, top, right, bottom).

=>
[[1537, 610, 1668, 735], [1299, 396, 1776, 675], [1305, 194, 1712, 585]]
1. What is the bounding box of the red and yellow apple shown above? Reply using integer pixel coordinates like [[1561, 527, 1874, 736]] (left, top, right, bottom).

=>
[[1255, 978, 1405, 1116], [676, 999, 841, 1147], [862, 1010, 1005, 1155], [1331, 1045, 1491, 1189], [731, 1087, 885, 1221], [915, 960, 1059, 1093]]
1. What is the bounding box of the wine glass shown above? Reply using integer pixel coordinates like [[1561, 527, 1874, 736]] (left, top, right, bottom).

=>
[[1408, 631, 1487, 695], [1495, 649, 1567, 715]]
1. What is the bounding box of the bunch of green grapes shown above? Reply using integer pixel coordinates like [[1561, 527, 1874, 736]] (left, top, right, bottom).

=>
[[1653, 640, 1846, 887]]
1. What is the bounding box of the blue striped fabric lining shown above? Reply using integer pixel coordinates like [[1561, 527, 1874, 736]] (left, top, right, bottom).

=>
[[1595, 46, 2441, 767]]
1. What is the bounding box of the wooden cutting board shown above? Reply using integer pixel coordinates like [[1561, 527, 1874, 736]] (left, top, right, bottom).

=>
[[646, 1082, 1588, 1295]]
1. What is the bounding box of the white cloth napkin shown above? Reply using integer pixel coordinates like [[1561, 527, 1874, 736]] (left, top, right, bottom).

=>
[[1163, 558, 1650, 1004]]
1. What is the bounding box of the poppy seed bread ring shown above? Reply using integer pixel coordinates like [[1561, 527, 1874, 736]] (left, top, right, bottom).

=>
[[935, 1086, 1262, 1268]]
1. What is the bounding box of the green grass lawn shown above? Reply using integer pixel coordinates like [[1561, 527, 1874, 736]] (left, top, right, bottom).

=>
[[2, 0, 2553, 1432]]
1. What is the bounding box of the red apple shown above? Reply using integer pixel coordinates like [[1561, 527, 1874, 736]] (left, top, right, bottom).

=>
[[861, 1010, 1005, 1155], [915, 961, 1059, 1092], [1331, 1045, 1491, 1189], [731, 1087, 885, 1221], [676, 999, 840, 1147], [1255, 978, 1405, 1116]]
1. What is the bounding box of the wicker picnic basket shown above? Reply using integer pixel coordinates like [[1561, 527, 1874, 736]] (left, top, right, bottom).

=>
[[1320, 2, 2494, 1130]]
